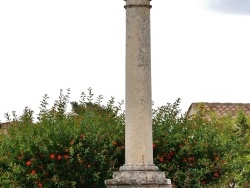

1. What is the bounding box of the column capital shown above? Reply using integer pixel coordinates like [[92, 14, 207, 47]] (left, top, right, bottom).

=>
[[124, 0, 152, 9]]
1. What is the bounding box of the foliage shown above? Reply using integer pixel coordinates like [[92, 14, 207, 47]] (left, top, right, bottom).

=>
[[152, 101, 249, 187], [0, 90, 249, 187], [153, 101, 228, 187], [222, 110, 250, 188], [0, 88, 125, 187]]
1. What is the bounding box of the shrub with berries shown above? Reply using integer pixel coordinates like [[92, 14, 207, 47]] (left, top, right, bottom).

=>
[[0, 89, 125, 187], [0, 89, 248, 187]]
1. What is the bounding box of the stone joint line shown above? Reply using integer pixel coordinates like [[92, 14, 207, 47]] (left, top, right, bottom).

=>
[[124, 4, 152, 9]]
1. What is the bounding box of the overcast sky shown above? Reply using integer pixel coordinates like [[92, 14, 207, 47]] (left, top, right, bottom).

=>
[[0, 0, 250, 121]]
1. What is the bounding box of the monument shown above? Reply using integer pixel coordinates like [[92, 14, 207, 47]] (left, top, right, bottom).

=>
[[105, 0, 172, 187]]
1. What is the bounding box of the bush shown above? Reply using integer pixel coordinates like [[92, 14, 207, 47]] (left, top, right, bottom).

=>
[[0, 90, 249, 187], [152, 100, 236, 187], [0, 89, 125, 187]]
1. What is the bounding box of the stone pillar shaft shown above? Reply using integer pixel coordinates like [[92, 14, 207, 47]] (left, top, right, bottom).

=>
[[125, 0, 153, 166], [105, 1, 172, 186]]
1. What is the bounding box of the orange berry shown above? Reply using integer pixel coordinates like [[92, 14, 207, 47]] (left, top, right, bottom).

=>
[[159, 157, 164, 163], [31, 170, 36, 175], [57, 155, 62, 160], [26, 161, 32, 166], [50, 154, 55, 159]]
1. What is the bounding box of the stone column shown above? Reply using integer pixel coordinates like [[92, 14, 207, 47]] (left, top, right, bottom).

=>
[[125, 0, 153, 167], [105, 0, 171, 187]]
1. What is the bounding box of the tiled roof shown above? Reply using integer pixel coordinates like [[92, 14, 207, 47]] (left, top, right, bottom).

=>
[[0, 122, 11, 134], [0, 122, 11, 128], [187, 103, 250, 117]]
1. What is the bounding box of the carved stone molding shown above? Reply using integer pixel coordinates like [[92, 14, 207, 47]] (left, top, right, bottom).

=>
[[124, 4, 152, 9], [105, 165, 172, 187]]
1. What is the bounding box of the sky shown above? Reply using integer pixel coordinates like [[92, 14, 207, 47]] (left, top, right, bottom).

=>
[[0, 0, 250, 122]]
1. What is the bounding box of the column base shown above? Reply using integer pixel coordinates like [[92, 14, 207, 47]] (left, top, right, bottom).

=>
[[105, 165, 172, 188]]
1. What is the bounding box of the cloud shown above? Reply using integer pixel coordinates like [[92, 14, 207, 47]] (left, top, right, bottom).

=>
[[203, 0, 250, 14]]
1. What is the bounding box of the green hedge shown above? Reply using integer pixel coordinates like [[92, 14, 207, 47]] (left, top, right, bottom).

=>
[[0, 89, 249, 187]]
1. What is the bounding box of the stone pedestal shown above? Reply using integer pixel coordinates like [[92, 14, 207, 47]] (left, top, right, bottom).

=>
[[105, 165, 171, 187], [105, 0, 172, 187]]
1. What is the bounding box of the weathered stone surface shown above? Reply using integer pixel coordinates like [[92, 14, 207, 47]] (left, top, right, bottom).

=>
[[105, 165, 172, 187], [119, 165, 159, 171], [105, 1, 172, 187], [125, 0, 153, 166]]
